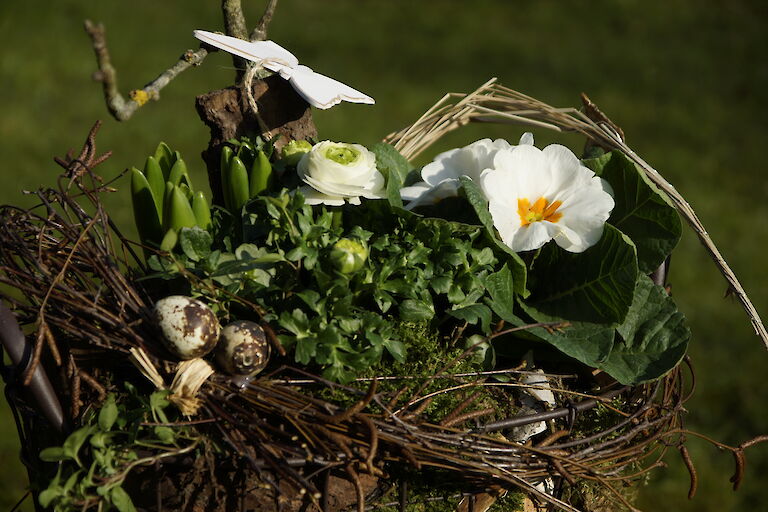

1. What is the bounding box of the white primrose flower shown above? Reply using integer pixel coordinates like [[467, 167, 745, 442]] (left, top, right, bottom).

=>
[[297, 141, 385, 206], [480, 142, 614, 253], [400, 133, 534, 209]]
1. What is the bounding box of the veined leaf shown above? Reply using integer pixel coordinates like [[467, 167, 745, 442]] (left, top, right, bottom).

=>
[[179, 227, 213, 262], [484, 264, 523, 324], [526, 224, 638, 324], [370, 142, 411, 184], [583, 151, 681, 273], [517, 301, 616, 367], [599, 274, 690, 384], [399, 298, 435, 321]]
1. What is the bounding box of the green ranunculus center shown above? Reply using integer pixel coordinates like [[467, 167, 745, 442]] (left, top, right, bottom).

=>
[[324, 145, 360, 165]]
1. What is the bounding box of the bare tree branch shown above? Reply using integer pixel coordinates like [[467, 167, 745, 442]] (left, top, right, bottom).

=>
[[251, 0, 279, 41], [84, 20, 208, 122], [221, 0, 249, 39], [221, 0, 249, 82]]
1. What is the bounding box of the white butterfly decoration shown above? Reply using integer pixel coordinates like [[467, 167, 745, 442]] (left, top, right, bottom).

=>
[[194, 30, 375, 110]]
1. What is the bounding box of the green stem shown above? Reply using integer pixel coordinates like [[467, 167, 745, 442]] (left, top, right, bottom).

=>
[[331, 209, 344, 230]]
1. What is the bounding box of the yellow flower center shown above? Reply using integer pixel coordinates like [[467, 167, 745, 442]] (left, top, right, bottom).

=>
[[518, 197, 563, 226]]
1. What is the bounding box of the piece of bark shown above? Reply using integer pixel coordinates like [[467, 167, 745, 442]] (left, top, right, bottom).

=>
[[195, 74, 317, 205]]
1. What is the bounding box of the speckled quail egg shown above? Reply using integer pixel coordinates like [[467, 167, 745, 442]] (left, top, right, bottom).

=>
[[215, 321, 270, 376], [153, 296, 220, 360]]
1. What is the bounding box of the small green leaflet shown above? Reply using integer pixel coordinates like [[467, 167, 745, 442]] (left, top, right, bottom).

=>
[[179, 226, 213, 262]]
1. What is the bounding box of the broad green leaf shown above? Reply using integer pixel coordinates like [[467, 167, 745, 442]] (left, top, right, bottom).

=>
[[295, 337, 317, 364], [459, 177, 527, 296], [599, 275, 690, 384], [110, 486, 138, 512], [280, 309, 310, 337], [399, 298, 435, 321], [98, 394, 118, 431], [484, 264, 523, 324], [526, 224, 638, 324], [583, 151, 681, 273], [179, 227, 213, 262], [370, 142, 411, 183], [448, 304, 492, 333], [517, 301, 616, 367], [382, 339, 406, 362], [385, 165, 405, 208]]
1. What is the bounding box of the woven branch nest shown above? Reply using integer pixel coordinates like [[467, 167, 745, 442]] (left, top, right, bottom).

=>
[[1, 82, 741, 512]]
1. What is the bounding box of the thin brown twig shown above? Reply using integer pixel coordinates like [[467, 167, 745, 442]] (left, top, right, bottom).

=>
[[251, 0, 279, 41], [84, 20, 208, 121], [679, 445, 697, 499]]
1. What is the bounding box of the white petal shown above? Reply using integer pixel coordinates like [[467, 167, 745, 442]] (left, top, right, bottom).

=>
[[508, 222, 556, 252], [420, 148, 462, 186], [519, 132, 534, 145], [401, 180, 459, 210], [299, 186, 346, 206], [400, 181, 432, 201], [422, 138, 513, 187], [542, 144, 581, 173]]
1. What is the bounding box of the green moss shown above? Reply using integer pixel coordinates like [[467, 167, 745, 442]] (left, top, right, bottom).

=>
[[569, 396, 629, 440]]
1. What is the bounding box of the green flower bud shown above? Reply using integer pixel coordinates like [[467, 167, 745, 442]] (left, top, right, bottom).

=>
[[329, 238, 368, 274], [281, 140, 313, 167]]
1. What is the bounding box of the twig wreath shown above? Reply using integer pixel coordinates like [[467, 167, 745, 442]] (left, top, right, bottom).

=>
[[1, 2, 766, 512]]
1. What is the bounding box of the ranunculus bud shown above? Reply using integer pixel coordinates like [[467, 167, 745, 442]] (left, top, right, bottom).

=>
[[329, 238, 368, 274], [281, 140, 313, 167], [297, 141, 385, 206]]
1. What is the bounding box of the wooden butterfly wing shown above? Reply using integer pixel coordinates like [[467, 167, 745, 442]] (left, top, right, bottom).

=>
[[193, 30, 299, 71], [288, 66, 375, 110]]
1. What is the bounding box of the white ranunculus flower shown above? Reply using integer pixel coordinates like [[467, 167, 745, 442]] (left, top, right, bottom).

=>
[[480, 142, 614, 253], [297, 141, 385, 206], [400, 133, 533, 209]]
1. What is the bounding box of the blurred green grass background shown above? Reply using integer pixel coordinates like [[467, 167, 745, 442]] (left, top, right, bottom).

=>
[[1, 0, 766, 510]]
